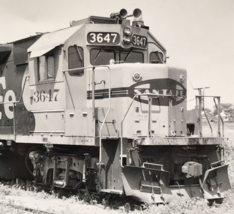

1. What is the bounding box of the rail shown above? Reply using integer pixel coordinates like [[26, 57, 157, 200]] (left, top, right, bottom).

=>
[[196, 95, 224, 137], [63, 65, 111, 166], [120, 94, 138, 166], [120, 93, 174, 167], [213, 97, 224, 137], [203, 110, 213, 134]]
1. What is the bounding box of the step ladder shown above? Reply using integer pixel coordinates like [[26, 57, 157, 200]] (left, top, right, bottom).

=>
[[140, 163, 163, 194]]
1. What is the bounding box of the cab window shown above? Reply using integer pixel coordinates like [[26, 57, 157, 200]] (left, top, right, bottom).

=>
[[150, 51, 164, 64], [90, 49, 115, 65], [68, 46, 84, 76], [120, 51, 143, 63]]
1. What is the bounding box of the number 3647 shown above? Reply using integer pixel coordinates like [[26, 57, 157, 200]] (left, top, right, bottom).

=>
[[33, 89, 59, 103]]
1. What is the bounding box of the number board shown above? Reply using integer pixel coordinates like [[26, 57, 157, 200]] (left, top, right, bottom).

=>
[[132, 34, 147, 48], [87, 32, 120, 45]]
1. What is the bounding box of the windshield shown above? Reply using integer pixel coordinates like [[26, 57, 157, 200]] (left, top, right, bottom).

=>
[[120, 51, 143, 63], [90, 49, 115, 65], [90, 48, 144, 65]]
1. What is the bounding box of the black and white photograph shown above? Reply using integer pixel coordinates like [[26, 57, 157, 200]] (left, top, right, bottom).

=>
[[0, 0, 233, 213]]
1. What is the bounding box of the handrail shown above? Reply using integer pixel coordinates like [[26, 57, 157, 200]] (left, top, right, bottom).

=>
[[196, 95, 203, 137], [63, 65, 111, 166], [203, 110, 213, 135], [148, 97, 152, 138], [120, 93, 163, 167], [213, 97, 224, 137], [91, 67, 95, 118], [63, 72, 76, 109], [201, 92, 213, 135], [196, 95, 213, 136], [195, 95, 224, 138], [63, 66, 97, 110], [96, 66, 111, 166], [120, 94, 138, 167], [169, 98, 175, 136]]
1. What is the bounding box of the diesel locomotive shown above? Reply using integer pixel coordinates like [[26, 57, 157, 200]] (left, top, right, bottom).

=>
[[0, 8, 230, 203]]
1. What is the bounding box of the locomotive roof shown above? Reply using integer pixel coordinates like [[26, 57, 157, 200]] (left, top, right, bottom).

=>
[[28, 25, 81, 58], [71, 16, 120, 26]]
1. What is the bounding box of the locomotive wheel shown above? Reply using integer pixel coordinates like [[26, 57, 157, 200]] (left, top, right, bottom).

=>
[[0, 150, 33, 180]]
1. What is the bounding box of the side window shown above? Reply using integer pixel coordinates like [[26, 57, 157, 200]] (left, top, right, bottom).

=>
[[90, 49, 115, 65], [150, 51, 164, 64], [47, 56, 55, 79], [68, 46, 84, 76], [37, 50, 56, 82]]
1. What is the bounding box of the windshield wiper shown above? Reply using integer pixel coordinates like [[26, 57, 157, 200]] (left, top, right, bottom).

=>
[[123, 50, 133, 62], [156, 52, 163, 63], [75, 45, 83, 62], [93, 49, 103, 62]]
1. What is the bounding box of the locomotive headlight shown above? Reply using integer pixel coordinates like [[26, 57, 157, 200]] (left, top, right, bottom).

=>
[[122, 27, 132, 45], [123, 27, 132, 36]]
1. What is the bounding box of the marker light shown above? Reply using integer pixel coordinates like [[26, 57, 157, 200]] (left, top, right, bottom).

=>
[[123, 27, 132, 36], [123, 36, 131, 44]]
